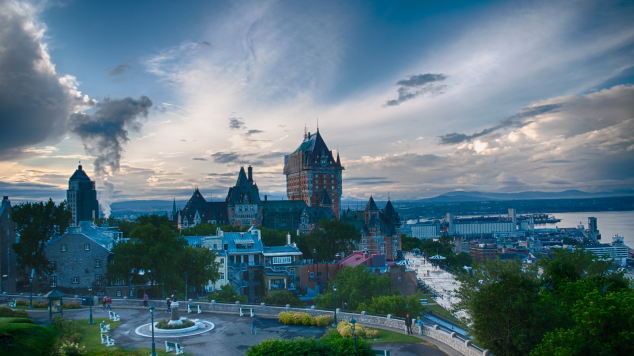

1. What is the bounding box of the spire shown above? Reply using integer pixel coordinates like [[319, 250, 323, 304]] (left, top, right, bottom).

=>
[[336, 152, 341, 166], [236, 166, 248, 185], [304, 124, 308, 139], [316, 117, 319, 132], [366, 195, 378, 211]]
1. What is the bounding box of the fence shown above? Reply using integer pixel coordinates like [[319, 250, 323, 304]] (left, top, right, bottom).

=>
[[3, 294, 490, 356]]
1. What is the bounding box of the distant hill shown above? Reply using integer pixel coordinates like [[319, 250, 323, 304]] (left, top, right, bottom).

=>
[[411, 190, 634, 203]]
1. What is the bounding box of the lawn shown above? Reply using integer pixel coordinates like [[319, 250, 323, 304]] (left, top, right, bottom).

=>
[[70, 318, 192, 356], [367, 328, 433, 345], [424, 304, 468, 329]]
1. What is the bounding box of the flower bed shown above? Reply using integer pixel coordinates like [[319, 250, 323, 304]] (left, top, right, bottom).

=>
[[156, 319, 195, 329]]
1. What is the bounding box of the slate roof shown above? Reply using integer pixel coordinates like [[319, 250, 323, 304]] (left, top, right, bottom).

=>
[[222, 229, 263, 254], [69, 165, 91, 181], [366, 196, 378, 211], [263, 245, 302, 255], [48, 222, 120, 251], [226, 167, 261, 205]]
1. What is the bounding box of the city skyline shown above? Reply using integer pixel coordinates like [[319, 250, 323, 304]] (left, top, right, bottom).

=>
[[1, 0, 634, 204]]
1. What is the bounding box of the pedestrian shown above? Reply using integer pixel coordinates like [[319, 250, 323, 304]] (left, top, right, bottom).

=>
[[405, 313, 412, 335], [143, 292, 149, 307], [417, 317, 424, 335], [166, 297, 171, 312], [101, 296, 107, 310], [106, 296, 112, 311]]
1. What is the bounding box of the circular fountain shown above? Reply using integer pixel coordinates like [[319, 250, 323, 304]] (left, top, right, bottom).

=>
[[135, 301, 215, 338]]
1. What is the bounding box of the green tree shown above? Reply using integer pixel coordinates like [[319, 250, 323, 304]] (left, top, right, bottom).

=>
[[12, 200, 71, 275], [208, 284, 246, 303], [531, 289, 634, 356], [179, 246, 219, 298], [261, 227, 294, 246], [181, 222, 218, 236], [457, 259, 545, 356], [315, 266, 391, 310], [263, 290, 302, 306], [357, 294, 424, 318], [298, 220, 360, 261]]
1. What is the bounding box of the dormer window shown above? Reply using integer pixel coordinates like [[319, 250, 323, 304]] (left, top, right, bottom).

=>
[[84, 243, 91, 251], [60, 244, 67, 252]]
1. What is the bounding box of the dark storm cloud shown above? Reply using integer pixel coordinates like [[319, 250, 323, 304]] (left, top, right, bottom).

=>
[[439, 104, 561, 144], [0, 2, 83, 160], [70, 96, 153, 175], [211, 151, 241, 163], [109, 63, 130, 76], [346, 177, 396, 185], [385, 73, 447, 106], [192, 157, 208, 161], [245, 129, 263, 135], [257, 152, 285, 160], [228, 117, 245, 129]]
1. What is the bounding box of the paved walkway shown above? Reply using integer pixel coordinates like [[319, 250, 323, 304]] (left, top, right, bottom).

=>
[[27, 307, 449, 356]]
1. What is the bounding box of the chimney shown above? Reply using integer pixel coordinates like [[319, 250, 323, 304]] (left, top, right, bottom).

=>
[[264, 195, 268, 202], [248, 166, 253, 182], [286, 232, 291, 245]]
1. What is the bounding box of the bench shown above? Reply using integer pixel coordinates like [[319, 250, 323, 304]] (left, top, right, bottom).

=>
[[187, 304, 202, 314], [99, 324, 110, 334], [100, 334, 115, 346], [8, 300, 16, 308], [108, 311, 120, 321], [165, 341, 185, 355], [239, 308, 254, 317]]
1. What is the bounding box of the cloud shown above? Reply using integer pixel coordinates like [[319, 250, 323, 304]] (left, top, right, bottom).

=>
[[70, 96, 153, 175], [439, 104, 561, 144], [385, 73, 447, 106], [211, 151, 241, 163], [245, 129, 263, 135], [192, 157, 207, 161], [109, 63, 129, 76], [228, 117, 245, 130], [0, 1, 90, 160]]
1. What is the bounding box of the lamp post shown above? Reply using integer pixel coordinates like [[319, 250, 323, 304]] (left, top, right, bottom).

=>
[[88, 287, 94, 325], [28, 268, 34, 308], [149, 306, 157, 356], [332, 284, 338, 327], [350, 317, 357, 352]]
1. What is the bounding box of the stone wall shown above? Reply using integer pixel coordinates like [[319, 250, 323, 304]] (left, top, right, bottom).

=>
[[5, 295, 490, 356]]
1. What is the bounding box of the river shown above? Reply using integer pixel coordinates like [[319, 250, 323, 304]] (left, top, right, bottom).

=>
[[538, 211, 634, 247]]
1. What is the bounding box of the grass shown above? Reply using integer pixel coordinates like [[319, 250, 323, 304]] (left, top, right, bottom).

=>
[[68, 318, 193, 356], [424, 304, 468, 329], [366, 328, 432, 345], [0, 316, 58, 355]]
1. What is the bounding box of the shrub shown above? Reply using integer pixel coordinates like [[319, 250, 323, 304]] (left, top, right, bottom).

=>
[[52, 317, 81, 343], [156, 319, 195, 329], [32, 301, 48, 309], [208, 284, 247, 303], [336, 320, 378, 339], [0, 319, 58, 356], [0, 307, 28, 318], [314, 314, 334, 327], [15, 300, 28, 307], [63, 302, 81, 309], [57, 339, 86, 356], [263, 290, 302, 306], [278, 311, 320, 326]]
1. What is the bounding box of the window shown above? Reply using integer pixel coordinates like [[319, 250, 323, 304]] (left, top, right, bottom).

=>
[[84, 243, 91, 251], [95, 259, 102, 268], [72, 276, 79, 284], [272, 256, 292, 264], [115, 290, 122, 297], [50, 261, 56, 270], [129, 289, 134, 297], [309, 271, 315, 279], [220, 273, 224, 280], [60, 244, 67, 252], [50, 275, 57, 288], [95, 274, 103, 285]]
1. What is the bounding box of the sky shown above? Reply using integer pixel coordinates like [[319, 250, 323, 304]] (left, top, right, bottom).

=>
[[1, 0, 633, 212]]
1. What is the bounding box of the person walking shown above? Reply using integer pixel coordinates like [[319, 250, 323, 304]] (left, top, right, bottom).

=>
[[105, 296, 112, 311], [166, 297, 172, 312], [405, 313, 413, 335], [101, 296, 107, 310], [417, 316, 424, 335], [143, 292, 149, 307]]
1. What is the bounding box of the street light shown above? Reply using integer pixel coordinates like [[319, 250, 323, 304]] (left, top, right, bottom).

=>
[[149, 306, 157, 356], [332, 284, 338, 327], [88, 287, 94, 325], [29, 268, 34, 308], [350, 317, 357, 352]]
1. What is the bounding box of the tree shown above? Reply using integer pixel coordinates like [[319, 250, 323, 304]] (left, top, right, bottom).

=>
[[208, 284, 246, 303], [457, 259, 545, 356], [12, 200, 71, 275], [315, 266, 391, 310], [261, 227, 293, 247], [181, 223, 218, 236], [531, 289, 634, 356], [179, 246, 219, 297], [298, 220, 360, 261], [357, 294, 424, 318], [263, 290, 302, 306]]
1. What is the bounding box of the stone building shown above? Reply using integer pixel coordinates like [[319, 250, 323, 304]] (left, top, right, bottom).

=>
[[225, 166, 263, 227], [284, 129, 344, 218], [0, 196, 17, 293], [342, 197, 402, 261], [45, 222, 122, 294], [67, 165, 99, 226]]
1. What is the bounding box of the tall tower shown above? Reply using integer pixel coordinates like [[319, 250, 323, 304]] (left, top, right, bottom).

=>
[[284, 129, 344, 218], [67, 164, 99, 226]]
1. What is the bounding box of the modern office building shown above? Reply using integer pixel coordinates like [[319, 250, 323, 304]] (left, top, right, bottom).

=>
[[0, 196, 17, 293], [67, 164, 100, 226]]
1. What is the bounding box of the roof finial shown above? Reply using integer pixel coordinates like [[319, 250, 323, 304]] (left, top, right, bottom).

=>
[[304, 123, 307, 139], [316, 117, 319, 132]]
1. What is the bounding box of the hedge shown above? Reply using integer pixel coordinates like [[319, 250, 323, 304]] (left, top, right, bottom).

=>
[[278, 312, 333, 327]]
